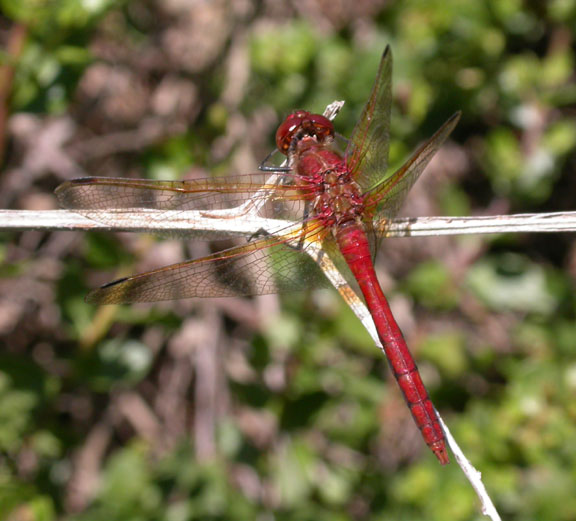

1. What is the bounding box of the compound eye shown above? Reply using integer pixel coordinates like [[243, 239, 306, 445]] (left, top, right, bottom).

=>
[[307, 113, 335, 143], [275, 111, 335, 154], [275, 111, 310, 154]]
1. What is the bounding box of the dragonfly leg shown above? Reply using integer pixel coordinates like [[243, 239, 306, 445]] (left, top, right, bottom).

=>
[[258, 147, 291, 172], [259, 164, 292, 172], [247, 227, 271, 242]]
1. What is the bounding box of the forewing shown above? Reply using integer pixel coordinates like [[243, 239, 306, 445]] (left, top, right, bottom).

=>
[[366, 111, 461, 239], [55, 175, 313, 231], [345, 46, 392, 191], [86, 220, 330, 304]]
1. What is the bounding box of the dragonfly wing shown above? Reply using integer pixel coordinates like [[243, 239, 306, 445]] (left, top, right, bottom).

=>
[[55, 175, 312, 230], [369, 111, 461, 227], [86, 220, 330, 304], [345, 46, 392, 191]]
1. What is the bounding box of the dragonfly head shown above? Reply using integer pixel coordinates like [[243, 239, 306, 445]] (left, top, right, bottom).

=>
[[276, 110, 334, 155]]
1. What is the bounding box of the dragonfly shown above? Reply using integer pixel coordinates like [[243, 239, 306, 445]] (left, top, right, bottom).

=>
[[56, 46, 460, 465]]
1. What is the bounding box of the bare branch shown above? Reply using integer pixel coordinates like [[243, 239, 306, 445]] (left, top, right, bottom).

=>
[[439, 416, 502, 521], [3, 208, 576, 237], [385, 212, 576, 236]]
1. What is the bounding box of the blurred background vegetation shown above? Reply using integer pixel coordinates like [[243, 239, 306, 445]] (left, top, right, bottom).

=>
[[1, 0, 576, 520]]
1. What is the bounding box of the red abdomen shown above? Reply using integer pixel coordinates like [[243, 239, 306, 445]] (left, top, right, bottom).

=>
[[335, 220, 449, 464]]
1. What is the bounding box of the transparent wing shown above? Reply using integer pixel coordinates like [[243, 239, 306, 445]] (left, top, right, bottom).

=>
[[55, 174, 314, 231], [85, 220, 333, 304], [345, 46, 392, 191], [368, 112, 461, 227]]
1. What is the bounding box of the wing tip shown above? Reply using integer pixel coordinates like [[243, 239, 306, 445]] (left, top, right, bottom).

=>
[[55, 177, 98, 191], [442, 110, 463, 136], [54, 181, 74, 207], [381, 45, 392, 67], [54, 177, 101, 207], [53, 182, 68, 199], [85, 276, 130, 305], [100, 277, 129, 290], [449, 110, 463, 124]]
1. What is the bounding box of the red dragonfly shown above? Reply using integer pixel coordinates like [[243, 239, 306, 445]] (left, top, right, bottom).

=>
[[56, 47, 460, 464]]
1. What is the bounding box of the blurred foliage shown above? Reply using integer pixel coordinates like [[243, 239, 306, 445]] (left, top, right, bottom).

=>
[[1, 0, 576, 520]]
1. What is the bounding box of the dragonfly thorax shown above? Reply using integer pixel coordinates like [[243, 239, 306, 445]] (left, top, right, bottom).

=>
[[293, 142, 366, 228], [312, 169, 365, 227]]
